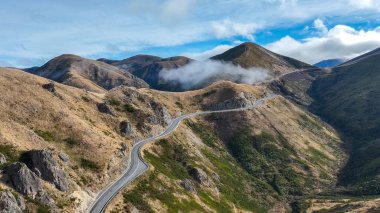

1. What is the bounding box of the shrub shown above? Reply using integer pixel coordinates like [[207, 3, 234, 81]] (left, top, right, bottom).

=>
[[175, 101, 183, 109], [35, 130, 55, 142], [0, 144, 19, 169], [80, 158, 101, 171], [81, 96, 90, 102], [63, 137, 80, 148], [123, 103, 136, 113], [108, 98, 121, 106]]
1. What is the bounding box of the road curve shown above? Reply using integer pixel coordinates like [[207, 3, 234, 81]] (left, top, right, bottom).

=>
[[88, 94, 277, 213]]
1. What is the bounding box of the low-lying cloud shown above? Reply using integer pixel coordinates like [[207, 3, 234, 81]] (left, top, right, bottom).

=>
[[159, 60, 270, 90]]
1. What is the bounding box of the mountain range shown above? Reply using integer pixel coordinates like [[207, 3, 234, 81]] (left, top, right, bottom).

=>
[[1, 42, 380, 213]]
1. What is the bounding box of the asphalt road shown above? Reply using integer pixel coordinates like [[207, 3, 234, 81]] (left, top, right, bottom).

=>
[[87, 93, 277, 213]]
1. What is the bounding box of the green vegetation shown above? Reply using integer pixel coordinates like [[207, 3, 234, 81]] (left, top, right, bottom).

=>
[[186, 121, 218, 148], [228, 130, 314, 196], [202, 149, 270, 212], [63, 137, 80, 148], [308, 53, 380, 190], [144, 139, 191, 179], [34, 130, 55, 142], [80, 158, 101, 172], [0, 144, 19, 168], [108, 98, 121, 106], [123, 103, 136, 113], [81, 96, 90, 102], [123, 171, 205, 213], [24, 197, 51, 213], [298, 114, 323, 131], [175, 101, 183, 109]]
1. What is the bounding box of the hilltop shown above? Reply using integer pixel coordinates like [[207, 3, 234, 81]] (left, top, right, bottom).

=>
[[28, 54, 149, 93], [211, 42, 314, 75]]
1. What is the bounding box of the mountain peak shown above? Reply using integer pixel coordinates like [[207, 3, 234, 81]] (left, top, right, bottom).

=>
[[211, 42, 312, 75]]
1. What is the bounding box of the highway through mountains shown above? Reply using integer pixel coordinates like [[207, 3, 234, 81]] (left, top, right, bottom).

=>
[[88, 93, 277, 213]]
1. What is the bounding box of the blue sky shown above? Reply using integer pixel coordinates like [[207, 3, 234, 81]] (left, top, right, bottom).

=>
[[1, 0, 380, 68]]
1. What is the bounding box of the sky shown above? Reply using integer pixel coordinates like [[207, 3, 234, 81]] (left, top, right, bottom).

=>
[[0, 0, 380, 68]]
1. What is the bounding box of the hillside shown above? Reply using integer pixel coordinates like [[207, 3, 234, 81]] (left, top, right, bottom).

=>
[[105, 81, 346, 212], [100, 55, 192, 90], [0, 67, 349, 212], [211, 42, 314, 76], [28, 54, 149, 93], [308, 49, 380, 193], [0, 68, 185, 212], [269, 46, 380, 206]]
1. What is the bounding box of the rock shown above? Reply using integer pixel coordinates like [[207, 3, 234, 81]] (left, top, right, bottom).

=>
[[22, 150, 69, 192], [189, 167, 214, 187], [42, 83, 56, 93], [211, 172, 220, 182], [0, 191, 25, 213], [213, 92, 258, 110], [58, 152, 69, 162], [15, 196, 25, 211], [119, 120, 134, 137], [97, 102, 115, 116], [0, 153, 6, 164], [151, 102, 172, 125], [120, 143, 128, 154], [5, 162, 42, 198], [180, 179, 196, 193], [37, 191, 56, 210]]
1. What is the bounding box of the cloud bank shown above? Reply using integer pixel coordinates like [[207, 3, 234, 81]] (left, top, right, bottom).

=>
[[159, 60, 270, 89], [266, 21, 380, 64]]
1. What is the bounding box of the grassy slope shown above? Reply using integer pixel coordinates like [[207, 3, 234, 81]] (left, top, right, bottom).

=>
[[308, 54, 380, 194], [116, 89, 344, 212]]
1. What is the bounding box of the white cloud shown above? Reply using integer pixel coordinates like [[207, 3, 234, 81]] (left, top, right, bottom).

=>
[[212, 19, 258, 41], [159, 60, 270, 89], [182, 44, 234, 60], [349, 0, 380, 10], [266, 25, 380, 64], [313, 18, 328, 35], [126, 0, 196, 26]]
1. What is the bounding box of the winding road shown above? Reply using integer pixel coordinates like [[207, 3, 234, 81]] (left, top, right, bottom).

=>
[[88, 93, 277, 213]]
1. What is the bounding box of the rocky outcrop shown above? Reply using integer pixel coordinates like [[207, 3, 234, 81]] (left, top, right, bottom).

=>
[[58, 152, 69, 163], [150, 102, 172, 125], [42, 82, 56, 93], [97, 102, 115, 116], [5, 162, 42, 198], [212, 92, 258, 110], [37, 191, 57, 210], [22, 150, 69, 192], [0, 153, 6, 164], [119, 120, 135, 137], [189, 167, 214, 188], [180, 179, 196, 193], [0, 191, 25, 213]]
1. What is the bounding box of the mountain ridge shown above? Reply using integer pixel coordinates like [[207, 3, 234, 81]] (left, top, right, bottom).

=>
[[28, 54, 149, 93]]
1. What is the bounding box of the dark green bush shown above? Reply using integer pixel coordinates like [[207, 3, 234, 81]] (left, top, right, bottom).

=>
[[80, 158, 101, 171], [123, 103, 136, 113], [35, 130, 54, 142]]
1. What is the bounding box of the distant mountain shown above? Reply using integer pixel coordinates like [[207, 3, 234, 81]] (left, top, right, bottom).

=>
[[211, 42, 314, 75], [314, 58, 346, 68], [99, 55, 192, 90], [29, 54, 149, 93]]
